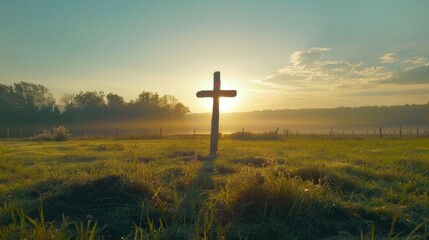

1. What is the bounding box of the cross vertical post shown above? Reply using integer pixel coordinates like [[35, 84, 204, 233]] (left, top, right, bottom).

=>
[[196, 71, 237, 156], [211, 72, 220, 154]]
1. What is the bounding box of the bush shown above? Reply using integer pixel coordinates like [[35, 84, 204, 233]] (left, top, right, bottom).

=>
[[31, 129, 54, 141], [31, 126, 71, 141], [53, 125, 71, 141]]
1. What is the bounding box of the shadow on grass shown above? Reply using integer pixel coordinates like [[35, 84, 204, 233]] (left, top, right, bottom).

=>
[[179, 154, 216, 218]]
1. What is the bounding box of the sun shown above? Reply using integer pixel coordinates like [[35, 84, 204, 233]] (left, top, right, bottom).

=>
[[196, 76, 243, 113], [219, 97, 236, 112], [199, 97, 236, 113]]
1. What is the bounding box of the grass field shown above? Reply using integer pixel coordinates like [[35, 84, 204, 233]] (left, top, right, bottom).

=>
[[0, 136, 428, 239]]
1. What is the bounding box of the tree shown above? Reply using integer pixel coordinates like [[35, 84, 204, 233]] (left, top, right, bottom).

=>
[[73, 91, 106, 111], [13, 82, 56, 111], [106, 93, 125, 108], [172, 103, 190, 117], [0, 82, 59, 125], [0, 84, 17, 124], [136, 91, 160, 106], [0, 82, 191, 126], [59, 93, 76, 112], [159, 94, 179, 111]]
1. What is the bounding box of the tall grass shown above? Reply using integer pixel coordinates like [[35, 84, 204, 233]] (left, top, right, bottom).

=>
[[0, 137, 428, 239], [0, 203, 98, 239]]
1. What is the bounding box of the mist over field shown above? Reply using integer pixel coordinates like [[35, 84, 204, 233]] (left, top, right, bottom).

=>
[[3, 104, 427, 138], [2, 82, 427, 138], [189, 104, 429, 134]]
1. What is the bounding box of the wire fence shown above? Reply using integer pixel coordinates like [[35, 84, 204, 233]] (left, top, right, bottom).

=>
[[2, 124, 429, 140]]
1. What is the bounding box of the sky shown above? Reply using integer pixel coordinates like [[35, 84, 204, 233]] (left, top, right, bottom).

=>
[[1, 0, 428, 113]]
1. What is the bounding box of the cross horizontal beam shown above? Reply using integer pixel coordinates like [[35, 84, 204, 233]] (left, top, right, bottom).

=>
[[196, 90, 237, 98]]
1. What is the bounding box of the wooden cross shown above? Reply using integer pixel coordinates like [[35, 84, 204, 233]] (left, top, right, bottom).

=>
[[197, 71, 237, 155]]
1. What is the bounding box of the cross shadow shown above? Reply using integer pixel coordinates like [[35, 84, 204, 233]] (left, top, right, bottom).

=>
[[178, 154, 217, 219]]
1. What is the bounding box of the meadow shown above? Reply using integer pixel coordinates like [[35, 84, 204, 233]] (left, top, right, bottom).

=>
[[0, 135, 428, 239]]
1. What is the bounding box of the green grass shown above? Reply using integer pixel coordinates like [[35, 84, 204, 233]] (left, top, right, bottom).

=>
[[0, 136, 428, 239]]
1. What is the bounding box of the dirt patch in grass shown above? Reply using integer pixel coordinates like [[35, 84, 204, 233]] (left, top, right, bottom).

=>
[[57, 154, 99, 163], [290, 165, 326, 184], [55, 146, 73, 151], [215, 165, 236, 175], [170, 151, 195, 157], [23, 158, 35, 166], [276, 158, 287, 164], [233, 157, 274, 167], [169, 151, 205, 161], [289, 166, 362, 194], [137, 156, 155, 163], [91, 144, 124, 152]]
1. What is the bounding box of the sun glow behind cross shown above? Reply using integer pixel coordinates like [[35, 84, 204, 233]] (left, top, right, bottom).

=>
[[197, 77, 242, 113], [199, 94, 237, 112]]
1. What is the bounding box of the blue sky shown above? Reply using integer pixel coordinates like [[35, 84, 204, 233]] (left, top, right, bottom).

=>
[[1, 1, 428, 112]]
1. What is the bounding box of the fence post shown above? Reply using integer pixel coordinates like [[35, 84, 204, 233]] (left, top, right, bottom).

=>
[[379, 127, 382, 138], [159, 128, 163, 137], [241, 128, 244, 135], [7, 128, 9, 140], [286, 129, 289, 139], [275, 127, 279, 135], [193, 128, 196, 138]]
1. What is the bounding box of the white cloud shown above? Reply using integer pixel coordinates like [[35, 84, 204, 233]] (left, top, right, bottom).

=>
[[289, 47, 330, 66], [262, 48, 429, 92], [401, 57, 428, 65], [380, 53, 397, 63], [378, 65, 429, 85], [265, 48, 391, 89]]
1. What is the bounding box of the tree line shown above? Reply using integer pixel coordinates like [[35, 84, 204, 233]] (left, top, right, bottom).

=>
[[220, 104, 429, 126], [0, 82, 190, 126]]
